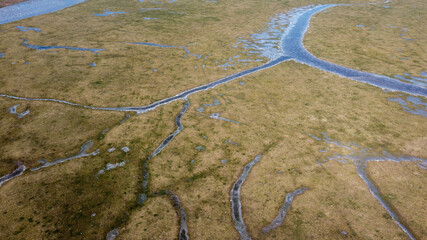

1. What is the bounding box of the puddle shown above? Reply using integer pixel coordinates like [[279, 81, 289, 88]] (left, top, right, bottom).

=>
[[8, 104, 30, 118], [22, 39, 104, 54], [96, 160, 127, 177], [140, 8, 166, 11], [388, 94, 427, 118], [197, 97, 220, 112], [209, 113, 240, 124], [93, 10, 128, 17], [225, 140, 239, 146], [16, 26, 41, 32], [236, 5, 315, 61], [195, 145, 205, 152], [121, 146, 130, 153]]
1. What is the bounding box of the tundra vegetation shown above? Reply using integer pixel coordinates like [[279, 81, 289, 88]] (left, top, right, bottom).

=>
[[0, 0, 425, 239]]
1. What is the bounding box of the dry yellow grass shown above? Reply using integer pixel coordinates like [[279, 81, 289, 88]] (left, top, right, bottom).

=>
[[142, 61, 426, 239], [0, 0, 425, 239], [367, 161, 427, 238], [304, 0, 427, 78], [0, 98, 124, 175]]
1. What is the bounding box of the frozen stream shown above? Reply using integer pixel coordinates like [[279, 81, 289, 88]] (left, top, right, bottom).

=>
[[280, 4, 427, 97], [168, 191, 189, 240], [0, 0, 87, 25], [230, 154, 262, 240]]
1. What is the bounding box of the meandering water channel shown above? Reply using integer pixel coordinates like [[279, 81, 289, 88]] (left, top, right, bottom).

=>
[[0, 1, 425, 239], [230, 154, 262, 240], [262, 187, 308, 234]]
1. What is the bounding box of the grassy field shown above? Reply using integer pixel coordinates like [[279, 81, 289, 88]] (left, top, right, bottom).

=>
[[0, 0, 425, 239], [305, 0, 427, 79]]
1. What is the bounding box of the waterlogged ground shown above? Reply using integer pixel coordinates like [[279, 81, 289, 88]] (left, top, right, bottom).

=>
[[0, 0, 426, 239]]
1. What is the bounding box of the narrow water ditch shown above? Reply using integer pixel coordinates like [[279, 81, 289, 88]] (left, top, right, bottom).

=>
[[230, 154, 262, 240], [139, 100, 190, 204], [309, 132, 425, 240], [168, 191, 189, 240], [262, 187, 308, 233], [0, 164, 26, 187], [31, 140, 99, 171]]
